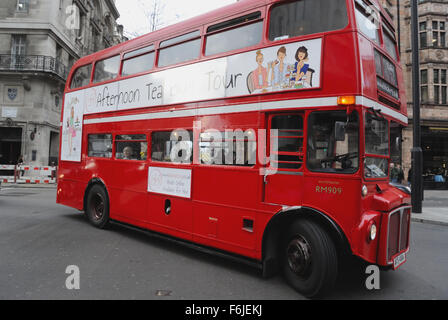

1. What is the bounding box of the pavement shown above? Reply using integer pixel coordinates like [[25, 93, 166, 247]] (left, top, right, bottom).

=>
[[1, 182, 447, 226], [412, 190, 448, 227]]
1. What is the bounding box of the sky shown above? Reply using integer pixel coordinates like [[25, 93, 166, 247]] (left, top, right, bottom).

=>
[[115, 0, 237, 39]]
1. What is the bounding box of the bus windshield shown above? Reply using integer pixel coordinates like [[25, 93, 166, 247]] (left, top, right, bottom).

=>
[[307, 110, 359, 174], [364, 111, 389, 178]]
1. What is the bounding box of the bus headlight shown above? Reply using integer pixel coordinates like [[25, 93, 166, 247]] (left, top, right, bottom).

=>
[[362, 185, 368, 197], [369, 223, 377, 241]]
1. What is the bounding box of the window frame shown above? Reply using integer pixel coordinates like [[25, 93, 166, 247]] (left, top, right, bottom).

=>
[[204, 11, 264, 57], [156, 30, 201, 68], [306, 109, 361, 175], [374, 49, 400, 101], [16, 0, 29, 12], [113, 133, 148, 161], [267, 0, 350, 43], [354, 0, 381, 45], [150, 130, 194, 165], [120, 44, 155, 77], [363, 110, 390, 181], [92, 55, 121, 84], [198, 129, 257, 168], [69, 63, 93, 90], [267, 114, 304, 172], [87, 133, 113, 159]]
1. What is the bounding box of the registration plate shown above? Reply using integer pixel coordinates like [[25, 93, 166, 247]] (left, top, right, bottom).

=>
[[393, 252, 406, 269]]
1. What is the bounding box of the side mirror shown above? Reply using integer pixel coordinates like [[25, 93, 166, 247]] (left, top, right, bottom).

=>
[[335, 121, 346, 141]]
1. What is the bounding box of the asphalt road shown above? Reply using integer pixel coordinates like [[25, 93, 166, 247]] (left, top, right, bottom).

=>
[[0, 186, 447, 300]]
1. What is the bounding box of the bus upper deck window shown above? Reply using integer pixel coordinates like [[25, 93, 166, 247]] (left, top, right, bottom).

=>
[[355, 0, 380, 44], [158, 31, 200, 68], [122, 45, 155, 76], [268, 0, 348, 41], [383, 26, 398, 60], [205, 12, 262, 56], [93, 55, 120, 83], [70, 64, 92, 89]]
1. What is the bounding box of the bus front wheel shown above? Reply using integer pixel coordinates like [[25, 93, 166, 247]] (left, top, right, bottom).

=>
[[86, 184, 110, 229], [282, 219, 338, 298]]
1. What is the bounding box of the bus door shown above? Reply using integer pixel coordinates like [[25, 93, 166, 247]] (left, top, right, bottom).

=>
[[109, 134, 149, 224], [147, 131, 193, 240], [263, 113, 304, 206]]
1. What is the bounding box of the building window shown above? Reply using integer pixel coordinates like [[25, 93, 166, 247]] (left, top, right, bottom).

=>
[[421, 69, 428, 103], [419, 21, 427, 48], [10, 35, 26, 69], [78, 11, 86, 39], [17, 0, 29, 12], [432, 21, 446, 48], [55, 95, 60, 109], [434, 69, 447, 105], [11, 34, 26, 56]]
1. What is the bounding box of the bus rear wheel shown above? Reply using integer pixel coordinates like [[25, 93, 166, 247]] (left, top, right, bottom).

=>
[[282, 219, 338, 298], [86, 185, 110, 229]]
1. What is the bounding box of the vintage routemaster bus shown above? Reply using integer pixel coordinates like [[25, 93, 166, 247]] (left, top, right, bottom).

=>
[[57, 0, 412, 297]]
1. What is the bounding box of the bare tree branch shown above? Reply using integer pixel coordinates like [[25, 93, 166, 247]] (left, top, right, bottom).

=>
[[138, 0, 165, 33]]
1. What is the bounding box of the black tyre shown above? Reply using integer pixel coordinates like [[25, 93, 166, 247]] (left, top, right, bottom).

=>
[[282, 219, 338, 298], [86, 184, 110, 229]]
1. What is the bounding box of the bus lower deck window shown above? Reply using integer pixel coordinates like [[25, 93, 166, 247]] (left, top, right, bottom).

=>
[[115, 134, 147, 160], [151, 131, 192, 163], [88, 134, 112, 158]]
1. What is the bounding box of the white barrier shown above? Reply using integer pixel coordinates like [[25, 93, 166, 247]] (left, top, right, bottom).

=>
[[0, 165, 57, 184]]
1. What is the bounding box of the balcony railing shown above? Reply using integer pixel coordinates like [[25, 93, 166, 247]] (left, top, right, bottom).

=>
[[0, 55, 68, 80]]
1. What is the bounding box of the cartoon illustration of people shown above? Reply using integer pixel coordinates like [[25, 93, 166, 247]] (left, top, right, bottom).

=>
[[66, 98, 79, 155], [269, 46, 289, 88], [252, 50, 268, 90], [290, 46, 310, 85]]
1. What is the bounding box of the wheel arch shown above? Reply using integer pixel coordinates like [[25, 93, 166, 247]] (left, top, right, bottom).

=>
[[261, 206, 352, 278]]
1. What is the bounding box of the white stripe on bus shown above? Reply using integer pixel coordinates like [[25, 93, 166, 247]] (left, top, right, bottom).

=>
[[83, 96, 408, 125]]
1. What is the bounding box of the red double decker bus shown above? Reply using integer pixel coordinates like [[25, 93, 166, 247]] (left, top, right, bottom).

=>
[[57, 0, 411, 297]]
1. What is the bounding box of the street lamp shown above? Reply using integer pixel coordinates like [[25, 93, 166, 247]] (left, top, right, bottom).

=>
[[410, 0, 423, 213]]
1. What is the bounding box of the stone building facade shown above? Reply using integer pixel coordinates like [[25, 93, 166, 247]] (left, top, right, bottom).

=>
[[0, 0, 125, 166], [381, 0, 448, 187]]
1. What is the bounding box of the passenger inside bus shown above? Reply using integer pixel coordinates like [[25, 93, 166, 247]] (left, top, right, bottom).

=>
[[123, 146, 134, 160]]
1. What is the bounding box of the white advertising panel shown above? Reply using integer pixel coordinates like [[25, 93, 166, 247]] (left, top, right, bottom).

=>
[[61, 91, 84, 162], [78, 38, 322, 115], [148, 167, 192, 198]]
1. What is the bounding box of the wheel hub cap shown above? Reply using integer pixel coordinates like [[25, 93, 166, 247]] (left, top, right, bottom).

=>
[[287, 236, 312, 277]]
